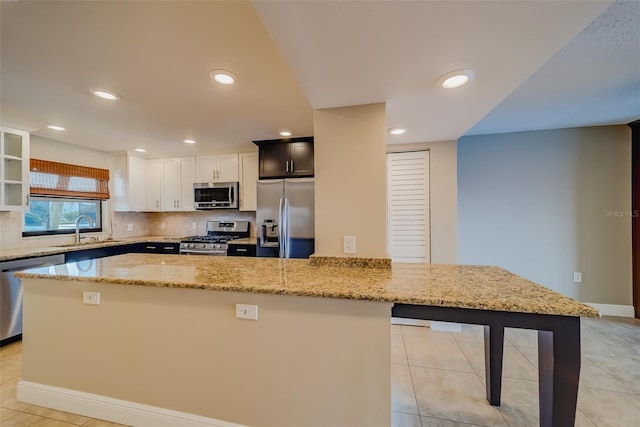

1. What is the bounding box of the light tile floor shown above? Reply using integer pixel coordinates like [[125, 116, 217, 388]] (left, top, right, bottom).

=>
[[1, 316, 638, 426], [392, 316, 640, 427]]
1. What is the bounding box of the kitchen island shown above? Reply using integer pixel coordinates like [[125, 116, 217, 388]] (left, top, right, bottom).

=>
[[16, 254, 597, 427]]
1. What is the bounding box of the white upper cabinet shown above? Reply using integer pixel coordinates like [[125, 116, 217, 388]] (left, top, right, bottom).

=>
[[239, 152, 258, 211], [161, 158, 179, 211], [146, 159, 162, 212], [0, 126, 30, 211], [196, 154, 239, 183], [177, 157, 195, 211], [113, 155, 146, 212], [159, 157, 196, 212]]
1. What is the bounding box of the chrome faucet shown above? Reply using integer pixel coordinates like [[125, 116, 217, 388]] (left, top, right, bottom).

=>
[[75, 215, 94, 244]]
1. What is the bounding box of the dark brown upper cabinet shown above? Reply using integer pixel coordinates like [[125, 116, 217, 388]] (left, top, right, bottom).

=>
[[253, 136, 314, 179]]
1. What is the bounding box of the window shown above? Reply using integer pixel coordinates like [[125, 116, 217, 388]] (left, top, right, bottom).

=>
[[24, 197, 102, 235], [23, 159, 109, 236]]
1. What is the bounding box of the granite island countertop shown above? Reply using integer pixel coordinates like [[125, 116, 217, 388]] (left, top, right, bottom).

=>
[[17, 254, 599, 318]]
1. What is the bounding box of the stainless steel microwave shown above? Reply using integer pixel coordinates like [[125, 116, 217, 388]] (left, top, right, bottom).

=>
[[193, 182, 239, 209]]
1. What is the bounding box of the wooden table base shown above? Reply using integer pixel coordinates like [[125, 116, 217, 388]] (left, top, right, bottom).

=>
[[392, 304, 581, 427]]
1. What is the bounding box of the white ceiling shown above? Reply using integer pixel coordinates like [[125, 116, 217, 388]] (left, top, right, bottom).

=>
[[1, 1, 638, 158]]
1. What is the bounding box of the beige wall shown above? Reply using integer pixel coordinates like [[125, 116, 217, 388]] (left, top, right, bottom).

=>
[[22, 278, 392, 426], [388, 140, 458, 263], [458, 125, 632, 305], [314, 103, 387, 258]]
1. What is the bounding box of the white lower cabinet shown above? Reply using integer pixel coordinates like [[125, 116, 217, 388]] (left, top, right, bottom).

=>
[[239, 152, 258, 211]]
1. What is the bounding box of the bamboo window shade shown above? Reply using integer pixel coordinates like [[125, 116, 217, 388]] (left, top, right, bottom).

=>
[[30, 159, 110, 200]]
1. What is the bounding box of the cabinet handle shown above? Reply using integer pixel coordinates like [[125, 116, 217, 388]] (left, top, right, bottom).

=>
[[213, 170, 216, 180], [25, 194, 30, 207], [286, 161, 289, 172], [163, 246, 174, 250], [291, 161, 294, 172], [146, 246, 157, 250], [177, 200, 180, 208], [237, 248, 247, 252]]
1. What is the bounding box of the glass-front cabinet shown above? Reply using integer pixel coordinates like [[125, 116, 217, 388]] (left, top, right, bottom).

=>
[[0, 126, 30, 211]]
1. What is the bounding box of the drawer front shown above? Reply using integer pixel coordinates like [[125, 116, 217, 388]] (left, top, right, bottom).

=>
[[227, 244, 256, 257], [137, 243, 180, 254]]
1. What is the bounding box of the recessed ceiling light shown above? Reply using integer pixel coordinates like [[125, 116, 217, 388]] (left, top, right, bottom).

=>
[[279, 131, 292, 137], [183, 139, 197, 144], [47, 124, 66, 131], [388, 127, 408, 135], [134, 148, 146, 153], [438, 69, 475, 89], [90, 88, 120, 100], [209, 69, 236, 85]]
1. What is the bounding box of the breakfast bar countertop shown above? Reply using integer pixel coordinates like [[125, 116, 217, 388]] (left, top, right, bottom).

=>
[[17, 253, 599, 318]]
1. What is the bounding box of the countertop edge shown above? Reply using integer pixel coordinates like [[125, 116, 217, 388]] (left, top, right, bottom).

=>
[[16, 257, 600, 319]]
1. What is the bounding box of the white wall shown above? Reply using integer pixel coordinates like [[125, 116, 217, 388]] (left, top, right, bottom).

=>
[[458, 126, 632, 305], [314, 103, 388, 258], [1, 136, 116, 249], [30, 135, 113, 169], [389, 140, 457, 263]]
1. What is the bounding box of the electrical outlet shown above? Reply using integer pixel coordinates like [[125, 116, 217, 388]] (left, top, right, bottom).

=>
[[83, 291, 100, 305], [161, 222, 166, 230], [126, 224, 133, 232], [236, 304, 258, 320], [343, 236, 356, 254], [573, 272, 582, 283], [192, 222, 197, 230]]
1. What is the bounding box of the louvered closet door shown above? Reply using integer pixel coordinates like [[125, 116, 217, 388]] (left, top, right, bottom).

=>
[[387, 151, 430, 263]]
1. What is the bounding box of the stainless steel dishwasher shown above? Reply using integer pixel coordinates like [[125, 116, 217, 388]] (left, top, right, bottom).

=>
[[0, 254, 65, 346]]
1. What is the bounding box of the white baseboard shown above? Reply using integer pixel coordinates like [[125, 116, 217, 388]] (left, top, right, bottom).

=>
[[391, 317, 429, 327], [17, 381, 246, 427], [390, 317, 462, 332], [428, 321, 463, 332], [585, 303, 635, 318]]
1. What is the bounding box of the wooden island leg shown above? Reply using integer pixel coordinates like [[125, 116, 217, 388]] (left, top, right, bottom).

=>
[[537, 317, 581, 427], [483, 325, 505, 406]]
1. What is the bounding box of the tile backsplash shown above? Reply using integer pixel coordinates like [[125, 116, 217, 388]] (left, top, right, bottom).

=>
[[112, 211, 257, 238], [1, 209, 256, 251]]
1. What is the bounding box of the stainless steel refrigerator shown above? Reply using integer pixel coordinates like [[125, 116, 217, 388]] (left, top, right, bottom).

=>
[[257, 178, 314, 258]]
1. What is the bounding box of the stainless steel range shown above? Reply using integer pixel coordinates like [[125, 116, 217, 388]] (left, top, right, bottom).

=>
[[179, 221, 250, 255]]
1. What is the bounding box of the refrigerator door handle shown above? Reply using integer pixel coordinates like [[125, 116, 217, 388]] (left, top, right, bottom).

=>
[[278, 197, 285, 258], [284, 198, 290, 258]]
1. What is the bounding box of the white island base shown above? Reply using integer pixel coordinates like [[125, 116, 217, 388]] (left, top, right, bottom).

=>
[[18, 278, 392, 427]]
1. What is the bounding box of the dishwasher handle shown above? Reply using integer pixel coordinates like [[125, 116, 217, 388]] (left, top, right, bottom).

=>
[[0, 254, 66, 272]]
